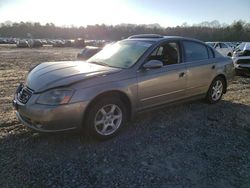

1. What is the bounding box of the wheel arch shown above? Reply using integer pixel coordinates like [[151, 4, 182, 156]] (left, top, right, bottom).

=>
[[83, 90, 132, 125], [213, 74, 227, 93]]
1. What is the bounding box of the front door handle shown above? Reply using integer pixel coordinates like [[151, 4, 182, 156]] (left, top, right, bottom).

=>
[[211, 65, 216, 69], [179, 72, 185, 77]]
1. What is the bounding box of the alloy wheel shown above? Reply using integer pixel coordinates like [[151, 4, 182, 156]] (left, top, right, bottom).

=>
[[94, 104, 122, 136], [211, 80, 223, 101]]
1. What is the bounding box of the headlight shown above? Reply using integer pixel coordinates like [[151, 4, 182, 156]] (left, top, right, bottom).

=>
[[36, 89, 74, 105], [233, 51, 243, 58], [233, 51, 239, 57]]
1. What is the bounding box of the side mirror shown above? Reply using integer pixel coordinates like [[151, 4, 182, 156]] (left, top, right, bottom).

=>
[[143, 60, 163, 70]]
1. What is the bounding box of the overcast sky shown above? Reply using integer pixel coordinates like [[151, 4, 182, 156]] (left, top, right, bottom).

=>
[[0, 0, 249, 27]]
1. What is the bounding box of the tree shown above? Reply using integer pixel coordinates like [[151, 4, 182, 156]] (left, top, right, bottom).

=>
[[0, 20, 249, 41]]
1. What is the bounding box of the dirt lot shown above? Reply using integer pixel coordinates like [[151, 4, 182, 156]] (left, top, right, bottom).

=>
[[0, 45, 249, 187]]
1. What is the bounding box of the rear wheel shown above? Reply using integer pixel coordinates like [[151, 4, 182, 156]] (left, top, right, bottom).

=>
[[85, 97, 127, 140], [206, 77, 225, 104]]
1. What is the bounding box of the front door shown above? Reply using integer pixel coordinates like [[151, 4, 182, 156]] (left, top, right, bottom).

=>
[[136, 41, 187, 110]]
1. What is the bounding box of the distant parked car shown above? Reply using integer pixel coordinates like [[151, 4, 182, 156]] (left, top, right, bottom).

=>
[[232, 42, 250, 76], [13, 34, 234, 140], [0, 38, 7, 44], [206, 42, 216, 48], [7, 38, 17, 44], [214, 42, 234, 57], [206, 42, 234, 57], [77, 46, 102, 60], [41, 39, 48, 45], [73, 38, 85, 48], [16, 40, 29, 48], [224, 42, 237, 49], [52, 40, 65, 47], [64, 40, 73, 47], [28, 39, 43, 48], [46, 39, 55, 45]]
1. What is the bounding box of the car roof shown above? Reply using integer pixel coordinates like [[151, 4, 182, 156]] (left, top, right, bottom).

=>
[[126, 34, 204, 43]]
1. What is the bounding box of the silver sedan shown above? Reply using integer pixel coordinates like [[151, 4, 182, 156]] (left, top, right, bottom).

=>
[[13, 35, 235, 139]]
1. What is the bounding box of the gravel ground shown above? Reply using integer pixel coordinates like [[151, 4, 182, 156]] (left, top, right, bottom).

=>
[[0, 45, 250, 187]]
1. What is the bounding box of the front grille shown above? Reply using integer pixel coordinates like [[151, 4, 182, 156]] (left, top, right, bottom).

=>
[[242, 50, 250, 56], [17, 85, 33, 104], [237, 59, 250, 65]]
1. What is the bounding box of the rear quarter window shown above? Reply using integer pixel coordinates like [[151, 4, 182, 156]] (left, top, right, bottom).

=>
[[183, 41, 209, 62]]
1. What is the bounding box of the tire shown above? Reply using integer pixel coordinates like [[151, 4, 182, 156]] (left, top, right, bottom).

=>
[[85, 97, 127, 140], [206, 77, 225, 104]]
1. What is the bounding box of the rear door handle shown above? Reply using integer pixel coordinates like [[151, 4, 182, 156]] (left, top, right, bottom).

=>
[[179, 72, 185, 77], [211, 65, 216, 69]]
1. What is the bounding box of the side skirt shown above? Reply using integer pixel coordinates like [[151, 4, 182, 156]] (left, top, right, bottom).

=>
[[133, 94, 206, 117]]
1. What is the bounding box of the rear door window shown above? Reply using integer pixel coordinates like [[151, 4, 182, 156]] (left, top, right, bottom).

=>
[[183, 41, 209, 62], [207, 47, 214, 58]]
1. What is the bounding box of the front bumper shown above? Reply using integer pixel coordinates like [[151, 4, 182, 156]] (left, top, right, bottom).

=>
[[13, 95, 88, 132], [233, 57, 250, 76], [15, 111, 78, 132], [235, 66, 250, 76]]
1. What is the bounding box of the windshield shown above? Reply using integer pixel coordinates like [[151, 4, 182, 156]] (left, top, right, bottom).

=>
[[87, 40, 153, 68], [235, 43, 245, 51]]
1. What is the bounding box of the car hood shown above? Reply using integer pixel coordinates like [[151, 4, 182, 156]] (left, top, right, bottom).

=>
[[25, 61, 121, 92], [241, 43, 250, 51]]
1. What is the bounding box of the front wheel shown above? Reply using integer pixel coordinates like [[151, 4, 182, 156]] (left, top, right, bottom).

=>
[[206, 77, 225, 104], [85, 97, 127, 140]]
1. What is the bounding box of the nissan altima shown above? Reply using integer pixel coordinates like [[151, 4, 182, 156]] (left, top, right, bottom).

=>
[[13, 34, 235, 139]]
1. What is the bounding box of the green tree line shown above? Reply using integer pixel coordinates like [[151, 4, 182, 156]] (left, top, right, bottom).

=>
[[0, 20, 249, 41]]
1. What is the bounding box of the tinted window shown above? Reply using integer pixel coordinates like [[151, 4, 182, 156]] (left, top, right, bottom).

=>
[[207, 47, 214, 58], [183, 41, 209, 61], [148, 42, 180, 66]]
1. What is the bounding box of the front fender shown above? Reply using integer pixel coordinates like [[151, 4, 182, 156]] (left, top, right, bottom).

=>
[[70, 77, 138, 111]]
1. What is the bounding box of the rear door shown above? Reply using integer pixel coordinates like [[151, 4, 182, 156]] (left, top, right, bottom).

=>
[[137, 41, 187, 110], [183, 40, 216, 97]]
